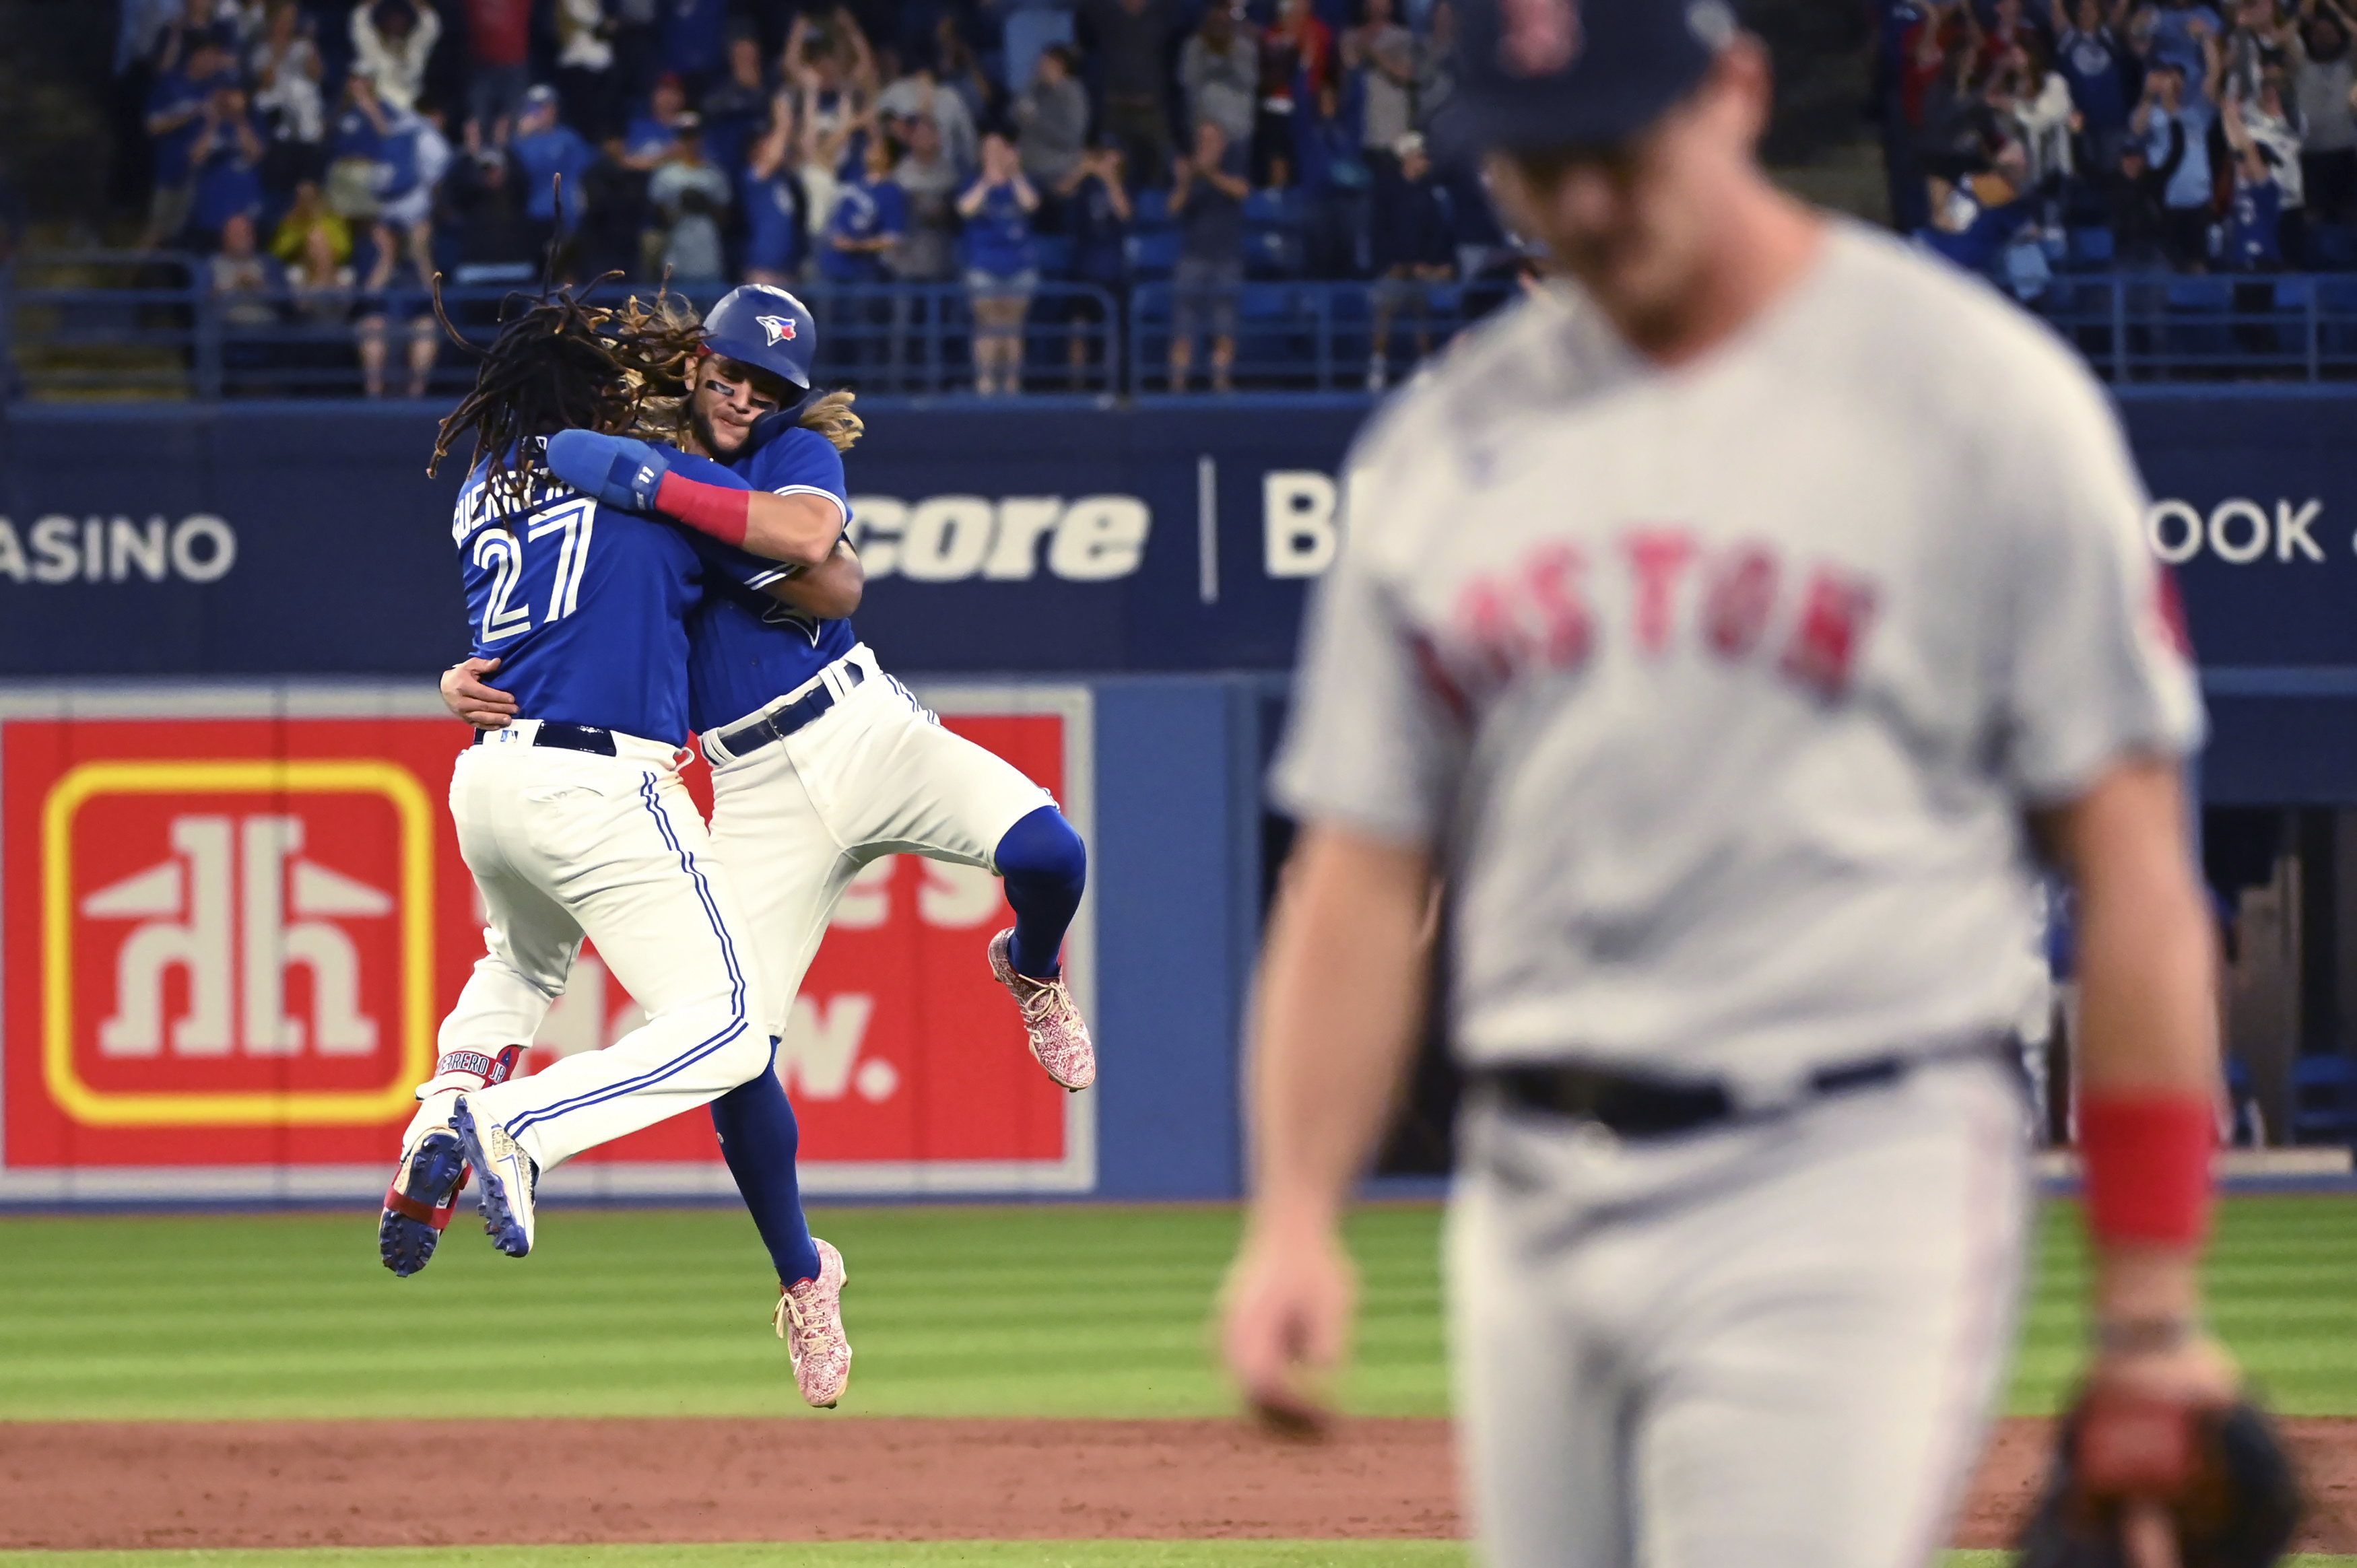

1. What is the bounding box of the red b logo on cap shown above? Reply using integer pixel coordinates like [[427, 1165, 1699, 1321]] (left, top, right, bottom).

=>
[[1498, 0, 1582, 75]]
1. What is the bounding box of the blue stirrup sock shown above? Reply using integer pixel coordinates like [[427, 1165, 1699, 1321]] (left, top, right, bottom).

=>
[[710, 1043, 824, 1287], [994, 804, 1087, 980]]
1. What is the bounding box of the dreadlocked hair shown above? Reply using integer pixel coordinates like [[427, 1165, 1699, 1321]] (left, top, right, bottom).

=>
[[799, 388, 863, 452], [427, 277, 709, 490]]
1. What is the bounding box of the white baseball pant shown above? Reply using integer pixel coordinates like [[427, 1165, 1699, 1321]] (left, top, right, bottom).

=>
[[700, 644, 1058, 1043], [432, 724, 771, 1171], [1448, 1054, 2030, 1568]]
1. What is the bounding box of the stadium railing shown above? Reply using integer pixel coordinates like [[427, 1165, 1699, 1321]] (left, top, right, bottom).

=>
[[11, 252, 2357, 401]]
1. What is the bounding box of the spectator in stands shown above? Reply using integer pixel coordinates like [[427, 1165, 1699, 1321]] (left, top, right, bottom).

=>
[[1080, 0, 1179, 186], [1056, 139, 1132, 387], [786, 9, 881, 230], [445, 147, 541, 280], [609, 0, 663, 114], [1253, 0, 1333, 184], [701, 35, 772, 184], [2243, 65, 2310, 252], [2218, 0, 2278, 102], [2148, 0, 2226, 98], [933, 15, 1000, 130], [649, 114, 731, 283], [1295, 78, 1372, 277], [1182, 5, 1261, 151], [510, 86, 593, 257], [554, 0, 622, 143], [270, 177, 353, 294], [353, 211, 441, 398], [879, 47, 981, 175], [207, 211, 287, 331], [741, 91, 809, 286], [1015, 46, 1091, 202], [248, 0, 326, 198], [893, 112, 962, 280], [350, 0, 440, 114], [662, 0, 731, 98], [958, 129, 1041, 396], [460, 0, 532, 147], [2223, 89, 2289, 265], [2057, 0, 2136, 176], [1343, 0, 1417, 181], [576, 138, 653, 277], [1915, 31, 1995, 188], [1364, 131, 1452, 391], [2134, 55, 2221, 264], [1416, 0, 1458, 131], [2108, 132, 2179, 261], [140, 32, 238, 249], [325, 71, 390, 226], [822, 127, 907, 285], [2289, 0, 2357, 224], [189, 83, 269, 247], [623, 73, 690, 169], [1168, 118, 1249, 393], [1989, 42, 2078, 219]]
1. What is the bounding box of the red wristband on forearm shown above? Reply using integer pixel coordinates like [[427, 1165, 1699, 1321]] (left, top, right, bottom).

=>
[[2079, 1093, 2216, 1248], [655, 471, 751, 547]]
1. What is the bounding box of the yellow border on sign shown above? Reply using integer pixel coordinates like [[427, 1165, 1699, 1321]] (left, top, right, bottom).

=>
[[42, 759, 435, 1126]]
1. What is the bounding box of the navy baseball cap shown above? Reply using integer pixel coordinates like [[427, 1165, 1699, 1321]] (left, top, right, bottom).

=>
[[1436, 0, 1741, 157]]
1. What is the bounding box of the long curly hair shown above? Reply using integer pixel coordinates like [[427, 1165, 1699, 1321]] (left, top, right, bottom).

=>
[[428, 278, 707, 489]]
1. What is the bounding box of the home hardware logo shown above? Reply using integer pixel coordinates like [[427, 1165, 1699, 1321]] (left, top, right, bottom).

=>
[[42, 759, 434, 1126]]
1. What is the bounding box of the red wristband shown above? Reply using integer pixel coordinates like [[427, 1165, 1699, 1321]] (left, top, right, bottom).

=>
[[655, 471, 751, 547], [2078, 1093, 2216, 1248]]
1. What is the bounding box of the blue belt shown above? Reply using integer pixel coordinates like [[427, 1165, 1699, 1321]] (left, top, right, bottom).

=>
[[712, 664, 865, 760], [471, 721, 616, 756]]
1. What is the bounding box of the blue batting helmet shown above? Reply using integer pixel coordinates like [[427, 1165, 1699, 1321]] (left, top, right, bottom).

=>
[[701, 283, 817, 389]]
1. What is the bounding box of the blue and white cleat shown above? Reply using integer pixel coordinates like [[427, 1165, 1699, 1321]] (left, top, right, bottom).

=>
[[453, 1096, 539, 1258], [378, 1128, 469, 1277]]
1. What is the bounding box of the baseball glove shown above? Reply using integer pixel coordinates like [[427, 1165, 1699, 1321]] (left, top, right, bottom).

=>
[[2016, 1390, 2302, 1568]]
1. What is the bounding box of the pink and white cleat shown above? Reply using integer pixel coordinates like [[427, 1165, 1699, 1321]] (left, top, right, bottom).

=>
[[775, 1237, 852, 1409], [987, 928, 1097, 1091]]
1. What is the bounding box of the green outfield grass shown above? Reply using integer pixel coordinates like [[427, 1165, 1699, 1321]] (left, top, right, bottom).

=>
[[1, 1195, 2355, 1421]]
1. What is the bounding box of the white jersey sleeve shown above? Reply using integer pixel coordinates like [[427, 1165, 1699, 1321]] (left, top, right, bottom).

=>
[[1997, 359, 2205, 803], [1268, 461, 1466, 846]]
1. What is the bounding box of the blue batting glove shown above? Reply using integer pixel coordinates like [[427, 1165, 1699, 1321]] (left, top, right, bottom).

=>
[[545, 430, 673, 512]]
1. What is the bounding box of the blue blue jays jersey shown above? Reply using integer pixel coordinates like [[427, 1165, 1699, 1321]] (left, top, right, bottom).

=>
[[453, 454, 710, 746], [683, 425, 859, 735]]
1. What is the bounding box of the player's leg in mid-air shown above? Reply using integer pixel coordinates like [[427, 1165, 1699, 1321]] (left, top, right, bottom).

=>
[[699, 648, 1096, 1093]]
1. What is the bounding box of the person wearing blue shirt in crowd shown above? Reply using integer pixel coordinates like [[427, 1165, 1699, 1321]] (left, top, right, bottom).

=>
[[661, 0, 731, 96], [958, 131, 1041, 397], [2057, 0, 2139, 172], [2134, 58, 2219, 267], [1364, 132, 1455, 390], [700, 35, 772, 184], [510, 85, 593, 248], [1054, 139, 1133, 388], [822, 133, 908, 373], [624, 74, 690, 168], [742, 90, 807, 287], [189, 85, 269, 247], [141, 33, 239, 248], [2224, 93, 2285, 268], [1294, 77, 1373, 279], [2150, 0, 2225, 99]]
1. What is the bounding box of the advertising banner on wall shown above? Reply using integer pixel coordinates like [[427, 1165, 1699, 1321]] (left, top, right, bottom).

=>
[[0, 683, 1094, 1203], [5, 397, 2356, 679]]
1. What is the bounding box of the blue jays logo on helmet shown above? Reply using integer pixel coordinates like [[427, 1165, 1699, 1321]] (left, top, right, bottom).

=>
[[703, 285, 817, 388]]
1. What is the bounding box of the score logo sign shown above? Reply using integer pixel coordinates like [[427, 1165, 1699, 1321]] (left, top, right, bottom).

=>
[[1, 694, 1091, 1194]]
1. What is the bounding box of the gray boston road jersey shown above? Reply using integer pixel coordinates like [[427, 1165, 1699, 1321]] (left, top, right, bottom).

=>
[[1271, 221, 2203, 1079]]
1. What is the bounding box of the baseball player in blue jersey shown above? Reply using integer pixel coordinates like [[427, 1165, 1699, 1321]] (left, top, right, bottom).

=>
[[382, 291, 857, 1406]]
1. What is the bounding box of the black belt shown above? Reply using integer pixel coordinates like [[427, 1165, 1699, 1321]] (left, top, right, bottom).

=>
[[712, 664, 865, 759], [1473, 1039, 2005, 1140], [471, 720, 616, 756]]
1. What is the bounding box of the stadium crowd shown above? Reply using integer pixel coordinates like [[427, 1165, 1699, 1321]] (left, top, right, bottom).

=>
[[111, 0, 1517, 395], [1888, 0, 2357, 295]]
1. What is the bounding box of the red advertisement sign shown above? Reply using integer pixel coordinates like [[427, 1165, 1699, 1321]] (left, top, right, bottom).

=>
[[0, 687, 1092, 1198]]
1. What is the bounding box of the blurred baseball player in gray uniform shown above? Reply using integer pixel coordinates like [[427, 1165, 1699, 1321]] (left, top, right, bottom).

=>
[[1221, 3, 2251, 1567]]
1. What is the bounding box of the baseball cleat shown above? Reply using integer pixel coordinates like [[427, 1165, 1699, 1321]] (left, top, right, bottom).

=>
[[776, 1238, 852, 1408], [378, 1128, 469, 1277], [453, 1097, 539, 1258], [988, 928, 1096, 1091]]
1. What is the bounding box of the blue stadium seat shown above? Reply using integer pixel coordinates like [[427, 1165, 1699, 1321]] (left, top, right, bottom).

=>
[[2306, 223, 2357, 271], [2318, 276, 2357, 360], [1242, 189, 1298, 225], [1126, 228, 1182, 279], [2162, 275, 2233, 366], [2065, 226, 2115, 271], [1031, 234, 1073, 280], [2290, 1054, 2357, 1145], [1244, 224, 1304, 278], [1133, 189, 1173, 228]]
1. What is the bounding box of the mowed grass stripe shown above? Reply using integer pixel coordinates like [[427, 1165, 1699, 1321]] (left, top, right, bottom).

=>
[[1, 1198, 2353, 1421]]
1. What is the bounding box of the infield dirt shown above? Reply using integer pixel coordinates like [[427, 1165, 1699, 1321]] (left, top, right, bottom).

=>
[[3, 1417, 2354, 1552]]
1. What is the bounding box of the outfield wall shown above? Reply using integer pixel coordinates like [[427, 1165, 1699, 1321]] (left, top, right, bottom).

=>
[[5, 394, 2357, 1205]]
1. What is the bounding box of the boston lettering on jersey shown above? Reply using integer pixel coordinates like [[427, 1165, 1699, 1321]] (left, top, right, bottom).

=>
[[1426, 524, 1880, 715], [453, 456, 708, 747]]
